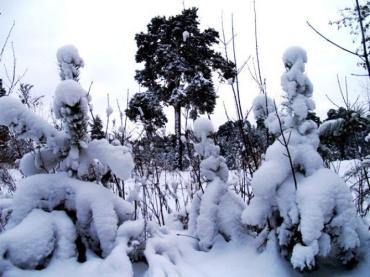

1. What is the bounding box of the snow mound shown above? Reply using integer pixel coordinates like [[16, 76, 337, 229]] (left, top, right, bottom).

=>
[[4, 173, 134, 263], [0, 209, 75, 271]]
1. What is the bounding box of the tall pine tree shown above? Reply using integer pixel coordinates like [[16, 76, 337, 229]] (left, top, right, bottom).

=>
[[132, 8, 235, 169]]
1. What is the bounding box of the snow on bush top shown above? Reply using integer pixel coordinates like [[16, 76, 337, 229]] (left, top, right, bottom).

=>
[[193, 117, 214, 139], [252, 94, 275, 121], [282, 46, 307, 68], [57, 45, 84, 80], [54, 80, 89, 119]]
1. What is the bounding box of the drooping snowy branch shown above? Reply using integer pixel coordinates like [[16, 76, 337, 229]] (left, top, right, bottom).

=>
[[0, 96, 68, 152], [85, 139, 134, 181]]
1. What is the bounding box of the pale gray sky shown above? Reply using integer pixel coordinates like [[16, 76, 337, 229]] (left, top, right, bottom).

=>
[[1, 0, 368, 134]]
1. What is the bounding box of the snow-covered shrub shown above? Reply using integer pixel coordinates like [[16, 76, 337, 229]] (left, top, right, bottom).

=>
[[242, 46, 367, 271], [0, 173, 134, 271], [0, 96, 68, 154], [0, 209, 76, 270], [0, 46, 134, 181], [0, 45, 136, 272], [189, 118, 246, 251]]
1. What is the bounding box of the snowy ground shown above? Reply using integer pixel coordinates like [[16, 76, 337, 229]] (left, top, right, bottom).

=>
[[3, 234, 369, 277], [1, 160, 369, 277]]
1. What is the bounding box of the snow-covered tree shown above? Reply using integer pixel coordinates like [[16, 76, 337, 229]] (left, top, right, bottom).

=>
[[54, 79, 91, 175], [90, 114, 105, 140], [126, 91, 167, 136], [242, 47, 367, 271], [189, 118, 245, 251], [133, 8, 235, 169], [319, 107, 369, 160], [0, 45, 136, 272]]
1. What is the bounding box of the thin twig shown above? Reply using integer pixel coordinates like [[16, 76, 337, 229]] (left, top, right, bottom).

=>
[[306, 21, 360, 57], [355, 0, 370, 77], [0, 21, 15, 63]]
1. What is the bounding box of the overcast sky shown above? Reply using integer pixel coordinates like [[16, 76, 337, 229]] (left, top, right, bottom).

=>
[[1, 0, 369, 134]]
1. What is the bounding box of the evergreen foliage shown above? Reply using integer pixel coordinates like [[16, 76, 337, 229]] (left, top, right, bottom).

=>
[[131, 7, 235, 169], [90, 115, 105, 140]]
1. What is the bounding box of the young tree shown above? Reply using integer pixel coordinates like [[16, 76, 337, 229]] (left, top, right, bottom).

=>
[[133, 7, 235, 169], [90, 114, 105, 140], [0, 46, 136, 270], [126, 91, 167, 137], [242, 47, 366, 271], [188, 117, 245, 251], [319, 107, 369, 160]]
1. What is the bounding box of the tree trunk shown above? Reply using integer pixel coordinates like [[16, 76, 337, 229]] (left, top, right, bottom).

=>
[[174, 104, 183, 170]]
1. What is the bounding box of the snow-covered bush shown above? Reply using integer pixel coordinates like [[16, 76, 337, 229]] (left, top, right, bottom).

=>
[[0, 45, 136, 273], [0, 174, 134, 271], [0, 46, 134, 181], [242, 47, 367, 271], [189, 118, 246, 251]]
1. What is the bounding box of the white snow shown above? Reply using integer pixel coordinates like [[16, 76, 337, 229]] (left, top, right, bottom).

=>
[[182, 30, 190, 42], [0, 96, 68, 151], [1, 43, 369, 277], [106, 106, 113, 116], [282, 46, 307, 68], [252, 94, 275, 121], [242, 46, 366, 271], [318, 118, 345, 137], [3, 173, 134, 264], [193, 117, 214, 140], [56, 45, 84, 81], [85, 139, 134, 180], [0, 209, 76, 270], [53, 80, 89, 119], [190, 118, 246, 251]]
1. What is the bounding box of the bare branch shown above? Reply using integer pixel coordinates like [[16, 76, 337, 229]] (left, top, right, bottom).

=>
[[306, 21, 360, 57], [253, 0, 264, 91], [0, 21, 15, 63], [355, 0, 370, 77], [325, 94, 341, 108]]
